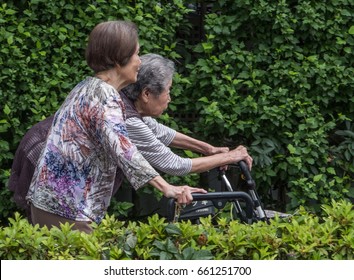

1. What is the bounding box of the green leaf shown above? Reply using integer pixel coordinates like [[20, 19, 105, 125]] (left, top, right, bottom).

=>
[[192, 250, 214, 260], [7, 36, 13, 45], [184, 150, 195, 157], [3, 104, 11, 115], [348, 26, 354, 35], [153, 240, 165, 251], [198, 97, 209, 103], [165, 224, 182, 235], [326, 167, 336, 175], [166, 239, 178, 254], [313, 174, 323, 182], [160, 251, 172, 260], [126, 234, 137, 249], [5, 9, 17, 15], [287, 144, 296, 154]]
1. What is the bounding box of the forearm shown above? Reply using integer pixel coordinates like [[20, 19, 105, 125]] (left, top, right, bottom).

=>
[[148, 175, 170, 193], [190, 145, 253, 173], [190, 153, 233, 173], [170, 132, 214, 155]]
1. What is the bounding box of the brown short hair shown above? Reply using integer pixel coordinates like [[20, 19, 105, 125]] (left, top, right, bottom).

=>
[[85, 20, 138, 73]]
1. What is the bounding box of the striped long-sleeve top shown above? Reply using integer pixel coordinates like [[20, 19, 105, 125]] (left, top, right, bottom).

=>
[[120, 91, 192, 176]]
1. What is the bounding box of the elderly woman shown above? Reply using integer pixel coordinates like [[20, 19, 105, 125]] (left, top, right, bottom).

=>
[[25, 21, 205, 233], [121, 53, 253, 176]]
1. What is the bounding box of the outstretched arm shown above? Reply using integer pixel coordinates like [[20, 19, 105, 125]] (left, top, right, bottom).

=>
[[190, 145, 253, 173], [170, 132, 253, 171], [170, 131, 229, 156], [127, 117, 252, 175]]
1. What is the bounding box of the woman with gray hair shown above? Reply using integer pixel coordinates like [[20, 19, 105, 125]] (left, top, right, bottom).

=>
[[121, 53, 253, 177]]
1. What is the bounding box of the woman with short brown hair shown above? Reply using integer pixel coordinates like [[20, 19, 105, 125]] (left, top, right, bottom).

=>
[[26, 21, 205, 233]]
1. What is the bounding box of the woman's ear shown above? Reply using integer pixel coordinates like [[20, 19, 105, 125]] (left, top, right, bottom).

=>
[[141, 88, 150, 103]]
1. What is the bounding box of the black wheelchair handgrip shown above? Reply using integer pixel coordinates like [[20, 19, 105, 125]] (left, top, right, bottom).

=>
[[192, 192, 252, 202], [238, 160, 251, 180], [238, 160, 256, 189]]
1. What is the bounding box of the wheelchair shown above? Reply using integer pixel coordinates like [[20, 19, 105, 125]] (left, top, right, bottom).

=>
[[167, 161, 289, 224]]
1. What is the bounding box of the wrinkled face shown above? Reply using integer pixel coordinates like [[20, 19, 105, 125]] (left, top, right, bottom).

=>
[[119, 44, 141, 87], [141, 80, 172, 117]]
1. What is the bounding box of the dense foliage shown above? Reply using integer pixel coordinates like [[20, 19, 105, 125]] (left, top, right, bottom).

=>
[[177, 0, 354, 212], [0, 0, 192, 222], [0, 200, 353, 260], [0, 0, 353, 225]]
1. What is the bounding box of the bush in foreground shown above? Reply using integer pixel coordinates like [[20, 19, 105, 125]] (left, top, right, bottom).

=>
[[0, 199, 352, 260]]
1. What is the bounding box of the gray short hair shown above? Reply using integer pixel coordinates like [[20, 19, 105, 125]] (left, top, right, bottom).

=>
[[123, 53, 175, 100]]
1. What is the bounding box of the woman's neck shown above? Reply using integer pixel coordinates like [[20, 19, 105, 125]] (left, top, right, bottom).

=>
[[95, 68, 125, 91], [134, 99, 147, 116]]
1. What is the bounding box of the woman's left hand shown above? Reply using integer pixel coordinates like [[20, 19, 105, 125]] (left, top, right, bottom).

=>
[[165, 185, 207, 205]]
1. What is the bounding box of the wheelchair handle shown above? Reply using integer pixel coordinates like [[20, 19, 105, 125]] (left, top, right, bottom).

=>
[[238, 160, 256, 189], [193, 192, 254, 223], [237, 161, 268, 222], [167, 191, 255, 224]]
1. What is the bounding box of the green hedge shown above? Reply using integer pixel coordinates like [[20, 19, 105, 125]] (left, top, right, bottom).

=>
[[177, 0, 354, 211], [0, 0, 353, 224], [0, 0, 192, 222], [0, 199, 353, 260]]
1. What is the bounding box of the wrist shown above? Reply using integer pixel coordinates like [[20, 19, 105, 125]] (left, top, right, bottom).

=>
[[149, 176, 170, 193], [227, 151, 238, 165], [204, 144, 215, 155]]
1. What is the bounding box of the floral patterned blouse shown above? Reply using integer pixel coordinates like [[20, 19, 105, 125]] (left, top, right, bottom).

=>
[[26, 77, 159, 223]]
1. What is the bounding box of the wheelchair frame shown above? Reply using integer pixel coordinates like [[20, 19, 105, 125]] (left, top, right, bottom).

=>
[[167, 161, 270, 224]]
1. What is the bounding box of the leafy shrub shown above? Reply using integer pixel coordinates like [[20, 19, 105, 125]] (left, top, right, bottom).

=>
[[178, 0, 354, 211], [1, 0, 353, 224], [0, 0, 192, 223], [0, 199, 352, 260]]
